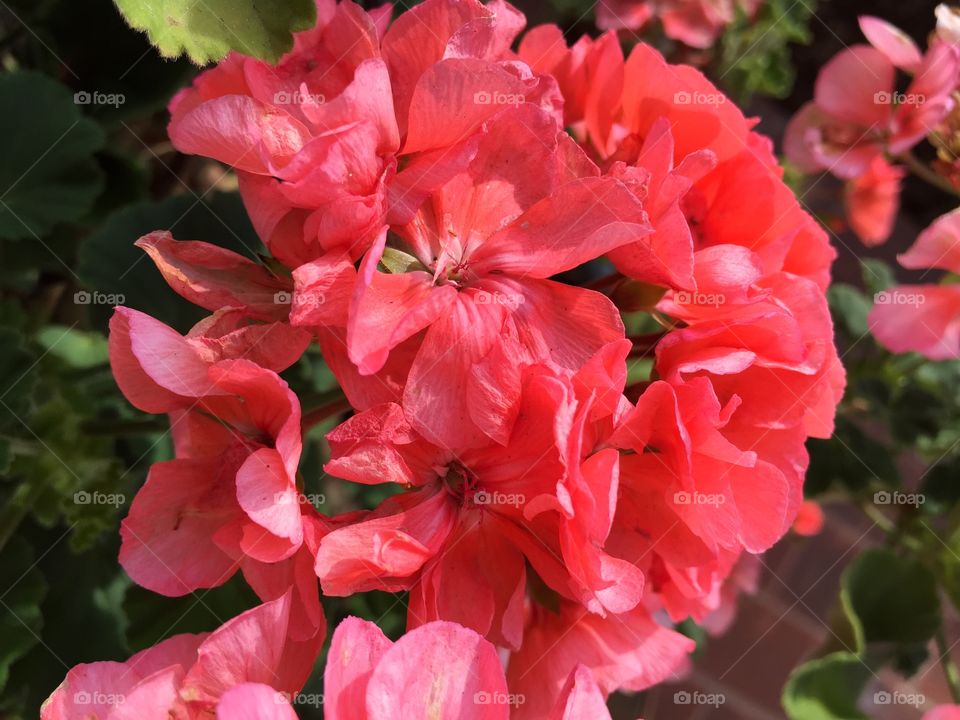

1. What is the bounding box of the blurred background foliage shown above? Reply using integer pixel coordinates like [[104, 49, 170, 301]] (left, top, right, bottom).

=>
[[1, 0, 959, 718]]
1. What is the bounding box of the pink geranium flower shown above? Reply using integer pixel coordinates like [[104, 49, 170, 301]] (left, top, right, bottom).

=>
[[109, 307, 325, 638], [167, 0, 556, 268], [316, 348, 644, 650], [41, 593, 320, 720], [785, 16, 959, 180], [332, 104, 649, 449], [869, 208, 960, 360]]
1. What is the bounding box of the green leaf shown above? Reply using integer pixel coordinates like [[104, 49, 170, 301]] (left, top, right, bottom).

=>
[[718, 0, 815, 99], [0, 537, 48, 693], [36, 326, 109, 370], [782, 652, 870, 720], [0, 72, 105, 240], [828, 283, 871, 338], [861, 259, 896, 297], [113, 0, 317, 64], [840, 548, 940, 653]]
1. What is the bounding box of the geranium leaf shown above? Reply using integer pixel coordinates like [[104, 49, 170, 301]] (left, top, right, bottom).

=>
[[112, 0, 317, 64]]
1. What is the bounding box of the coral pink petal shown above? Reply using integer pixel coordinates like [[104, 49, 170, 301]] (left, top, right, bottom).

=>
[[119, 459, 239, 596], [109, 307, 216, 413], [135, 231, 290, 321], [471, 177, 649, 278], [169, 95, 311, 173], [181, 593, 295, 704]]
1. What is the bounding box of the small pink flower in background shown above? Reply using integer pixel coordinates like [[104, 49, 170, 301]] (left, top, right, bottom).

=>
[[792, 500, 825, 536], [844, 156, 905, 245], [785, 13, 960, 244], [597, 0, 762, 49], [869, 208, 960, 360]]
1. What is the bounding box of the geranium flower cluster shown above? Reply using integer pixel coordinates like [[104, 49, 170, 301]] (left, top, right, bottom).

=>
[[43, 1, 843, 717], [785, 12, 960, 245]]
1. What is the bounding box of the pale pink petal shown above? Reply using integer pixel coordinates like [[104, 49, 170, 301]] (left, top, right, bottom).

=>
[[365, 621, 510, 720], [900, 207, 960, 274], [869, 285, 960, 360], [814, 45, 894, 128], [135, 231, 290, 321], [324, 617, 392, 720], [859, 16, 922, 71], [549, 665, 612, 720], [215, 683, 298, 720]]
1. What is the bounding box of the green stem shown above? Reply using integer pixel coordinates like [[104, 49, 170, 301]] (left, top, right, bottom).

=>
[[937, 627, 960, 704], [899, 151, 960, 199]]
